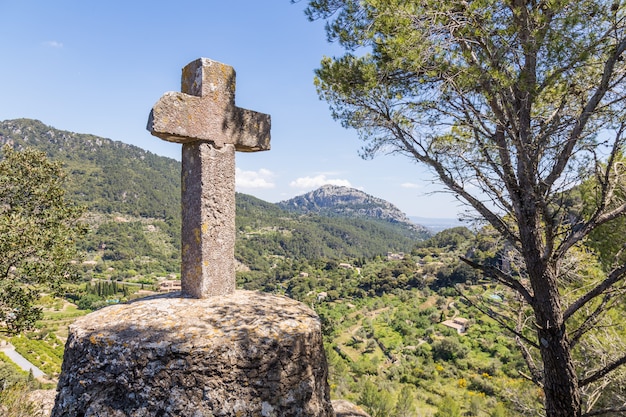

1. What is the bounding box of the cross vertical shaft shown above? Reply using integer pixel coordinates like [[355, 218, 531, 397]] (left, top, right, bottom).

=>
[[147, 58, 271, 298], [181, 142, 235, 298]]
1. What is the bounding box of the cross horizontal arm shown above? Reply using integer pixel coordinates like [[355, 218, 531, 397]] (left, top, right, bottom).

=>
[[147, 93, 270, 151]]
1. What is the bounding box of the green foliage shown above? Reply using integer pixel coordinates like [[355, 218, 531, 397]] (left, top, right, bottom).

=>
[[358, 378, 394, 417], [0, 350, 44, 416], [0, 352, 28, 384], [575, 168, 626, 271], [83, 221, 154, 261], [393, 385, 416, 417], [314, 281, 534, 415], [305, 1, 626, 415], [490, 402, 509, 417], [434, 395, 461, 417], [10, 333, 64, 378], [0, 145, 86, 333], [419, 227, 474, 250], [432, 337, 468, 362], [72, 280, 136, 311], [75, 293, 103, 311], [588, 216, 626, 269]]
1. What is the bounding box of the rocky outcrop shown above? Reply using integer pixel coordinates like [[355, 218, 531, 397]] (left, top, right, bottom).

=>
[[279, 185, 429, 236], [332, 400, 372, 417], [29, 390, 56, 416], [52, 291, 334, 417]]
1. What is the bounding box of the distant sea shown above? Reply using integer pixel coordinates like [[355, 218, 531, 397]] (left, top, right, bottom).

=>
[[409, 216, 464, 233]]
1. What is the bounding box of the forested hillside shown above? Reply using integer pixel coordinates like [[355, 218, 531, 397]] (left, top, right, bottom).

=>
[[3, 119, 625, 416], [0, 118, 180, 219], [237, 193, 426, 268], [0, 119, 428, 276]]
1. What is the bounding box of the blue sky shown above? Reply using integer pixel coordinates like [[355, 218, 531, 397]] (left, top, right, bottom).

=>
[[0, 0, 462, 218]]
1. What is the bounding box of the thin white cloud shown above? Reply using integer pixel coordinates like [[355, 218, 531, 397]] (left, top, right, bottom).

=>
[[289, 175, 352, 189], [401, 182, 422, 189], [236, 168, 276, 189], [43, 41, 64, 48]]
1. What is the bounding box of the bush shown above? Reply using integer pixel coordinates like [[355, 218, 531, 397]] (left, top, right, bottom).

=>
[[432, 337, 467, 362], [76, 294, 102, 311], [434, 395, 461, 417]]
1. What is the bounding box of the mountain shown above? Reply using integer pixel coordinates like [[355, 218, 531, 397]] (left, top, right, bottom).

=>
[[278, 184, 429, 239], [236, 192, 426, 267], [0, 119, 428, 274], [0, 118, 180, 220]]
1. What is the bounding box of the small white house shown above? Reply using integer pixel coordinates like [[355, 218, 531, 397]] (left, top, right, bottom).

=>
[[441, 317, 470, 334]]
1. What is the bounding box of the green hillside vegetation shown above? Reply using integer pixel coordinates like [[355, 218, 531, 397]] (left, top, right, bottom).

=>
[[0, 119, 427, 286], [1, 216, 620, 416], [235, 223, 626, 416], [4, 223, 545, 416], [0, 118, 180, 219], [233, 227, 543, 416], [3, 119, 625, 415], [236, 193, 422, 269]]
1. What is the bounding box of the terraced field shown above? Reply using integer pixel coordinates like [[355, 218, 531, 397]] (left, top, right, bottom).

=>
[[1, 301, 88, 381]]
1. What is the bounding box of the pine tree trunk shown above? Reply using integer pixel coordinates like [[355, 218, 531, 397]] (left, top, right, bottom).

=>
[[518, 198, 582, 417], [533, 269, 581, 417], [538, 325, 581, 417]]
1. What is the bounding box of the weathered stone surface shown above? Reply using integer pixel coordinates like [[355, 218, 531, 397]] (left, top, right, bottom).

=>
[[29, 389, 56, 416], [147, 57, 271, 298], [181, 142, 236, 298], [332, 400, 371, 417], [52, 291, 334, 417], [147, 58, 270, 151]]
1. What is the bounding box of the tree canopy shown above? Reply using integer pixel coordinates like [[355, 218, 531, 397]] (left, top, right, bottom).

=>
[[304, 0, 626, 416], [0, 146, 85, 333]]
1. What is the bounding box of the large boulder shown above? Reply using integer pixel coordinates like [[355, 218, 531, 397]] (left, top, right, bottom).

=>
[[52, 291, 333, 417]]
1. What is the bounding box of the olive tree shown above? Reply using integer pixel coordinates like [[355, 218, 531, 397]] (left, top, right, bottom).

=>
[[0, 146, 85, 333], [301, 0, 626, 416]]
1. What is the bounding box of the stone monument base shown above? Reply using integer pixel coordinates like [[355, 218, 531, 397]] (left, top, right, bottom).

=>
[[52, 290, 334, 417]]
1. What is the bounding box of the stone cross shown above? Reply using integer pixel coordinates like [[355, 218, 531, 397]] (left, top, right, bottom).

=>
[[147, 58, 271, 298]]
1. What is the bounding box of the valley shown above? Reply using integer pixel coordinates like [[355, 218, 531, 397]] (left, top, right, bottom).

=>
[[0, 119, 621, 417]]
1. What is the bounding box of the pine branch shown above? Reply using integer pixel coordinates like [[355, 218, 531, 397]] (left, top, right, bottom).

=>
[[516, 306, 543, 386], [516, 338, 543, 387], [544, 36, 626, 192], [569, 293, 613, 349], [580, 353, 626, 387], [564, 263, 626, 321]]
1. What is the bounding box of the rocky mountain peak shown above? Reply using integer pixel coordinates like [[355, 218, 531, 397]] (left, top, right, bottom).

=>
[[278, 185, 428, 236]]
